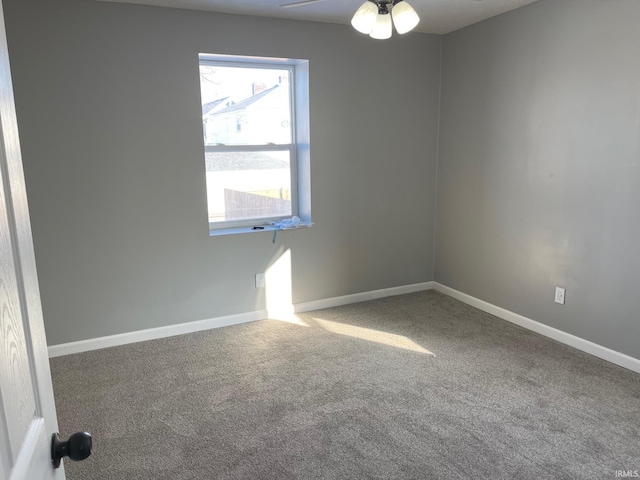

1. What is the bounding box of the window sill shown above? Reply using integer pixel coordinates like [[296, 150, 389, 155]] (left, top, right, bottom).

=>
[[209, 222, 313, 237]]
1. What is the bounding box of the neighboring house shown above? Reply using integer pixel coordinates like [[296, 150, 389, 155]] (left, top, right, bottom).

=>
[[201, 96, 229, 141], [203, 81, 290, 145]]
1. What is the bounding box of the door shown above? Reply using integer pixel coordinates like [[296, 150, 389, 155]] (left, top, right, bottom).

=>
[[0, 0, 65, 478]]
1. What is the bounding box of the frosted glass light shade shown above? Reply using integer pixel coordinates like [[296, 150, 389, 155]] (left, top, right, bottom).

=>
[[369, 13, 392, 40], [392, 1, 420, 34], [351, 1, 378, 34]]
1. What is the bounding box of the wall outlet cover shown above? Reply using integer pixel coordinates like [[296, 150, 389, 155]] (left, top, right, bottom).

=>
[[555, 287, 565, 305], [255, 273, 265, 288]]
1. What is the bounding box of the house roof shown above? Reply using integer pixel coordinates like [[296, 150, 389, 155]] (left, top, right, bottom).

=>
[[202, 96, 229, 117], [213, 84, 280, 115]]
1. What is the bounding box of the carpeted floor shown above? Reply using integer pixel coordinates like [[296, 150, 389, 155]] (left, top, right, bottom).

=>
[[50, 290, 640, 479]]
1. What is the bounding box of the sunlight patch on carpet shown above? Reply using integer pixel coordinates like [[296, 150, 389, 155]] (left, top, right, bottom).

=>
[[311, 317, 434, 355]]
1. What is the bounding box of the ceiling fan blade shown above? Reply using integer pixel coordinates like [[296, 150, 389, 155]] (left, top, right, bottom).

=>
[[280, 0, 325, 8]]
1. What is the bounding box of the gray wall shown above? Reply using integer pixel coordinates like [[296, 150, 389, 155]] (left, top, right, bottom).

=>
[[4, 0, 442, 345], [436, 0, 640, 359]]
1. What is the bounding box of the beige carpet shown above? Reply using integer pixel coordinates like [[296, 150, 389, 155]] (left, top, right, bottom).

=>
[[51, 290, 640, 479]]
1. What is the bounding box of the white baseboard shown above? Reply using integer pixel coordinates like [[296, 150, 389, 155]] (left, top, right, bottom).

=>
[[48, 280, 638, 374], [48, 281, 435, 358], [47, 310, 268, 358], [294, 282, 434, 313], [433, 282, 640, 374]]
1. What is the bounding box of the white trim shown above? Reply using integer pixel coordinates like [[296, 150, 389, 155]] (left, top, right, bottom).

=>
[[47, 310, 268, 358], [48, 282, 435, 357], [434, 282, 640, 374], [294, 282, 434, 313], [48, 281, 640, 374]]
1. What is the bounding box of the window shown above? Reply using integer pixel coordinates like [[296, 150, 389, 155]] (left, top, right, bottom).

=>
[[199, 54, 311, 234]]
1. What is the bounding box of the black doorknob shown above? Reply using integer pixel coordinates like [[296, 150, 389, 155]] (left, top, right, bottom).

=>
[[51, 431, 92, 468]]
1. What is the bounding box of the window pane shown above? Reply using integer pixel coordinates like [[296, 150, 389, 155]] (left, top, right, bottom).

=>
[[200, 65, 292, 145], [205, 151, 292, 224]]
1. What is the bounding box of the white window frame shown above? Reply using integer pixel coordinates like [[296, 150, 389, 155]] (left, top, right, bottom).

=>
[[199, 54, 311, 235]]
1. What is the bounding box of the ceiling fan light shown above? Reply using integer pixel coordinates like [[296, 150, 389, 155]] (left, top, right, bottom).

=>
[[369, 12, 392, 40], [392, 1, 420, 34], [351, 1, 378, 34]]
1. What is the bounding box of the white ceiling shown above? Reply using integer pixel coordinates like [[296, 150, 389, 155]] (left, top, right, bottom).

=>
[[98, 0, 541, 35]]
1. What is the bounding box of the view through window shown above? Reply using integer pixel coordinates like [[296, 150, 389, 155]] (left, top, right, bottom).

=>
[[199, 60, 297, 228]]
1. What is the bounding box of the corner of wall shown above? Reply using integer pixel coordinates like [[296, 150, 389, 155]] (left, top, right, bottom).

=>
[[431, 34, 444, 282]]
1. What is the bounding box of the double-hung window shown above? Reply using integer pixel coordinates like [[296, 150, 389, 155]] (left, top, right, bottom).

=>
[[198, 54, 310, 234]]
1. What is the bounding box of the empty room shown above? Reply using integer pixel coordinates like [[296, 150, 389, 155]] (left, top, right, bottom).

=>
[[0, 0, 639, 478]]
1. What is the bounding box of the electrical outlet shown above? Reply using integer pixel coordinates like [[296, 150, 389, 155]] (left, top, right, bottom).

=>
[[255, 273, 265, 288], [555, 287, 565, 305]]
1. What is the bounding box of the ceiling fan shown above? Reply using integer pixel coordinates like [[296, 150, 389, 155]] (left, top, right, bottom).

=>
[[280, 0, 421, 39]]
